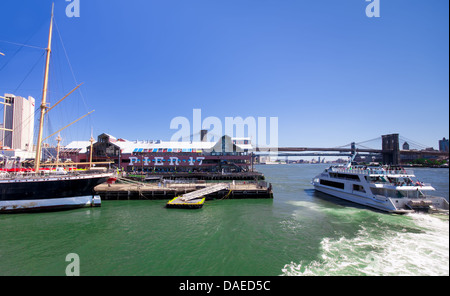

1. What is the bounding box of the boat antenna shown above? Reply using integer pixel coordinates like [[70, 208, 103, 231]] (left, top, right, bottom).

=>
[[34, 3, 54, 173]]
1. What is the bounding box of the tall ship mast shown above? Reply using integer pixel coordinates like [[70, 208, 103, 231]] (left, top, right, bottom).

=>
[[0, 4, 113, 213], [34, 3, 54, 173]]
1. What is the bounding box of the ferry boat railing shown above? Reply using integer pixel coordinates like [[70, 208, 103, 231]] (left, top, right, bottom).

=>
[[368, 180, 432, 187], [329, 167, 414, 176]]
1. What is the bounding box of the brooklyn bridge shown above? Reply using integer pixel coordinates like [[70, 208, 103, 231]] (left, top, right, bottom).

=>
[[256, 134, 449, 165]]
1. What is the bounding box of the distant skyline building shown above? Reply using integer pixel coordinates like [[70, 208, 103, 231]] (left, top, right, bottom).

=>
[[1, 93, 35, 151], [439, 137, 449, 152], [402, 141, 410, 150]]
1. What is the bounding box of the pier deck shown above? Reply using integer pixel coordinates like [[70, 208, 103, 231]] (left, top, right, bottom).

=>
[[95, 180, 272, 201]]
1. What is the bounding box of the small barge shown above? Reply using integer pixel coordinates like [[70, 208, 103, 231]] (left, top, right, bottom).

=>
[[166, 197, 206, 209]]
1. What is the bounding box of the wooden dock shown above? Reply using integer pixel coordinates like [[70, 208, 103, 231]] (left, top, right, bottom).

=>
[[94, 180, 272, 201]]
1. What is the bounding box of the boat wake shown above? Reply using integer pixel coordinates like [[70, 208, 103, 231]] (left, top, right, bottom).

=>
[[281, 213, 449, 276]]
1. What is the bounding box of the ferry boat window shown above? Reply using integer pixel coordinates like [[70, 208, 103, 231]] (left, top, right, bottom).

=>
[[353, 184, 366, 193], [371, 188, 407, 198], [320, 179, 344, 189], [370, 187, 384, 196], [396, 190, 406, 198], [330, 172, 360, 181]]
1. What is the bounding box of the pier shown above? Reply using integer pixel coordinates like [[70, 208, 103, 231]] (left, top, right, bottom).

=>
[[95, 179, 273, 202]]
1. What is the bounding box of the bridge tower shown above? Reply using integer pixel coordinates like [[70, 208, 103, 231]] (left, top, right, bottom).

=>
[[351, 142, 356, 155], [381, 134, 400, 165]]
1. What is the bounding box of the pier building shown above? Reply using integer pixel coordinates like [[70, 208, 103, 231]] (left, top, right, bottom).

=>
[[60, 133, 254, 173]]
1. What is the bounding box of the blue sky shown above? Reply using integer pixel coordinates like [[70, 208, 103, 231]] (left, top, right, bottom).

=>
[[0, 0, 448, 149]]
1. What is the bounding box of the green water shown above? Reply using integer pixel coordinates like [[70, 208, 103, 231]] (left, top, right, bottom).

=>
[[0, 164, 448, 276]]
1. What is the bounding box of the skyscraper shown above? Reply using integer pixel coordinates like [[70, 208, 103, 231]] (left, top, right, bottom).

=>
[[1, 93, 35, 151], [439, 137, 449, 153]]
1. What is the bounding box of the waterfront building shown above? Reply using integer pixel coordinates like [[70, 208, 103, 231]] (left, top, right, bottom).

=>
[[439, 137, 449, 152], [61, 133, 253, 173], [1, 93, 35, 151]]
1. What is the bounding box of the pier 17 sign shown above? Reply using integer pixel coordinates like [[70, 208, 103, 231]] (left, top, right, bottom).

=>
[[128, 156, 205, 166]]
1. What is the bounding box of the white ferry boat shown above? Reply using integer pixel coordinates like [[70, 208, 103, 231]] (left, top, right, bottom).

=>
[[312, 163, 449, 214]]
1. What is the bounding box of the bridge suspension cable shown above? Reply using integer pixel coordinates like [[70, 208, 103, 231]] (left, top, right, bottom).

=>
[[334, 136, 382, 149], [399, 135, 428, 150], [355, 137, 381, 146], [334, 135, 430, 151]]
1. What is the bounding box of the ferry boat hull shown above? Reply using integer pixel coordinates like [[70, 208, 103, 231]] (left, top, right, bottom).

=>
[[0, 173, 110, 213], [313, 182, 415, 214]]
